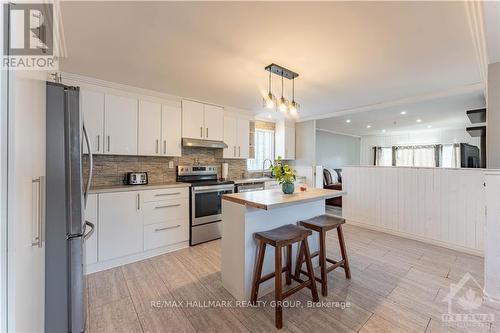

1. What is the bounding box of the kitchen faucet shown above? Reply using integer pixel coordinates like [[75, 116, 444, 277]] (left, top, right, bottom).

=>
[[262, 158, 273, 178]]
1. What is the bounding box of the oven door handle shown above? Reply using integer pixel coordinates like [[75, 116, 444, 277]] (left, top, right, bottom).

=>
[[192, 185, 234, 193]]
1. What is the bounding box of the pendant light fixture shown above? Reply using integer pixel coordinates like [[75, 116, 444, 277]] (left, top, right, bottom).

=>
[[263, 63, 299, 113], [277, 73, 289, 112], [289, 77, 300, 113], [262, 70, 275, 109]]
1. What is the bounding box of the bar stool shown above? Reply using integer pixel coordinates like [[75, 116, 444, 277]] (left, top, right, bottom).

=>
[[251, 224, 319, 329], [295, 215, 351, 296]]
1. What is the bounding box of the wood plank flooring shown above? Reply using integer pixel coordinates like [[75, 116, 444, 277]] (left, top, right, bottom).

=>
[[86, 224, 498, 333]]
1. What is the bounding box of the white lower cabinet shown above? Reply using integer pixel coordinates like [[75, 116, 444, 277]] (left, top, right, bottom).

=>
[[98, 191, 143, 261], [89, 187, 189, 272], [85, 194, 98, 265], [144, 220, 189, 251]]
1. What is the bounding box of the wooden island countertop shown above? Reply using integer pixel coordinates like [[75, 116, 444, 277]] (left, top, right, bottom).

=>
[[222, 188, 345, 210]]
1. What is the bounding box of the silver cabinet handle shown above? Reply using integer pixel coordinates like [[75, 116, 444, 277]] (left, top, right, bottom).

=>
[[206, 127, 208, 138], [137, 193, 140, 210], [155, 192, 180, 196], [239, 146, 241, 157], [107, 136, 110, 152], [200, 127, 203, 138], [154, 204, 181, 209], [233, 146, 236, 157], [97, 135, 100, 152], [156, 139, 159, 154], [83, 220, 95, 241], [154, 225, 180, 232], [32, 177, 43, 248], [163, 140, 166, 154]]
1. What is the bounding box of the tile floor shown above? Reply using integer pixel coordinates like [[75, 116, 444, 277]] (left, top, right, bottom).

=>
[[86, 224, 498, 333]]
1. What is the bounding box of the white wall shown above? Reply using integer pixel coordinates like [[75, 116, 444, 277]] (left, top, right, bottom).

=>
[[359, 129, 481, 165], [343, 166, 485, 255], [293, 120, 316, 166], [487, 62, 500, 168], [315, 129, 360, 168]]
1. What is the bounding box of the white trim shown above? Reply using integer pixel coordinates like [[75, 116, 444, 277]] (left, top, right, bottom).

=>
[[465, 0, 489, 88], [298, 83, 484, 122], [345, 219, 483, 257], [316, 128, 361, 138], [86, 241, 189, 275]]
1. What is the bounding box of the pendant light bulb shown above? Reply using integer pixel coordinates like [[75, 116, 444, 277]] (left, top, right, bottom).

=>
[[263, 70, 275, 109]]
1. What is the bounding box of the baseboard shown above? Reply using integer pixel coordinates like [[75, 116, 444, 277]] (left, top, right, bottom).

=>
[[85, 241, 189, 274], [343, 219, 484, 257]]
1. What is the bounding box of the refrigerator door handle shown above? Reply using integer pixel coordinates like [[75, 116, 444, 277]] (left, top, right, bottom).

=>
[[83, 220, 95, 241], [83, 123, 93, 208]]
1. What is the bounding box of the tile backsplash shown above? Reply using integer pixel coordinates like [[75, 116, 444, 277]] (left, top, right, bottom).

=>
[[84, 146, 266, 187]]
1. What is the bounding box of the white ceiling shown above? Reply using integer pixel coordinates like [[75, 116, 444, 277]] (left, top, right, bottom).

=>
[[59, 1, 481, 120], [316, 90, 485, 136]]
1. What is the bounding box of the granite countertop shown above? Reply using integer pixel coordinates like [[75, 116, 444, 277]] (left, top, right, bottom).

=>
[[222, 188, 346, 210], [89, 182, 191, 194]]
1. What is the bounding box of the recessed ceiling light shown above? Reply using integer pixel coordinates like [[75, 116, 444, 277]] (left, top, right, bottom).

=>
[[381, 129, 386, 133], [366, 125, 372, 129], [400, 111, 407, 115], [345, 119, 351, 123], [427, 125, 432, 128], [416, 119, 422, 123], [267, 115, 272, 119]]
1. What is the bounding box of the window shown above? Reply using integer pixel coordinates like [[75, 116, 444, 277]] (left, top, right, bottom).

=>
[[247, 129, 274, 171], [374, 147, 392, 166]]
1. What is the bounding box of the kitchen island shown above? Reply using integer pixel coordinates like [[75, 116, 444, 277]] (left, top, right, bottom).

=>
[[221, 188, 345, 300]]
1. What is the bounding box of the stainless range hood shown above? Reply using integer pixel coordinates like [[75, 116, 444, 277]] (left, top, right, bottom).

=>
[[182, 138, 228, 149]]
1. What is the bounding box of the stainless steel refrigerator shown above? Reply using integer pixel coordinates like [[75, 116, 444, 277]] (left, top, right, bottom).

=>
[[45, 81, 94, 332]]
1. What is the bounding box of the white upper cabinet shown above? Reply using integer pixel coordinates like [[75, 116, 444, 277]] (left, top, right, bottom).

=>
[[182, 100, 224, 141], [161, 104, 182, 156], [138, 100, 162, 156], [81, 90, 104, 154], [104, 94, 138, 155], [275, 121, 295, 160], [203, 104, 224, 141], [237, 118, 250, 159], [182, 100, 204, 139], [223, 116, 249, 159], [223, 116, 237, 158]]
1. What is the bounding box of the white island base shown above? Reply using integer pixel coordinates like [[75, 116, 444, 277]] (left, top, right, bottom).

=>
[[221, 198, 327, 300]]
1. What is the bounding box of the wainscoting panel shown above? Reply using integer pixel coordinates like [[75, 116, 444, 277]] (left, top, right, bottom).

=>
[[343, 166, 485, 255]]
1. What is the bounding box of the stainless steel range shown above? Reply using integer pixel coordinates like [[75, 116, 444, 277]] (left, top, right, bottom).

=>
[[176, 165, 234, 245]]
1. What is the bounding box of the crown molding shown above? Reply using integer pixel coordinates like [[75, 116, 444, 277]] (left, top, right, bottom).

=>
[[316, 128, 361, 139]]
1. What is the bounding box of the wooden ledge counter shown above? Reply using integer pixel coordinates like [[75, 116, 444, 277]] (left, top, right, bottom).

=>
[[222, 188, 345, 210], [221, 188, 346, 300]]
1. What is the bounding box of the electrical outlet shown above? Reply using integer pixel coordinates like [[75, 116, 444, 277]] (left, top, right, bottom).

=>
[[168, 161, 174, 169]]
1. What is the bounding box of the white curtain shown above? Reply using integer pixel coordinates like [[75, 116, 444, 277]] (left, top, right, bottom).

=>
[[441, 144, 460, 168], [374, 147, 393, 166], [395, 146, 437, 167]]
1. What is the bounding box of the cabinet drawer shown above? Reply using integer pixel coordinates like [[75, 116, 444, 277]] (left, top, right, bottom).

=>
[[142, 187, 188, 202], [144, 220, 188, 250], [142, 198, 188, 225]]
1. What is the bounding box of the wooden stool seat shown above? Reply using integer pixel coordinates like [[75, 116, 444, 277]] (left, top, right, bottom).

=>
[[299, 215, 345, 232], [254, 224, 312, 247], [251, 224, 319, 329], [296, 215, 351, 297]]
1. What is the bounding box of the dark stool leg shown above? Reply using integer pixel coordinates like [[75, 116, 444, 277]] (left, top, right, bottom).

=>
[[319, 230, 328, 296], [337, 225, 351, 279], [251, 241, 266, 304], [286, 244, 292, 285], [302, 238, 319, 302], [294, 241, 304, 279], [274, 245, 283, 329]]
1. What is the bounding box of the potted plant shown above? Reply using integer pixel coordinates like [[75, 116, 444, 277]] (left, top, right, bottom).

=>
[[270, 157, 296, 194]]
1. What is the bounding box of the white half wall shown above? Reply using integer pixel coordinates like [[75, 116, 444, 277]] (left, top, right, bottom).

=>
[[343, 166, 485, 255], [359, 129, 481, 165]]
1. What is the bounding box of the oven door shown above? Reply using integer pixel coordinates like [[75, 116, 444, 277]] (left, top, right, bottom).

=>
[[192, 185, 234, 226]]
